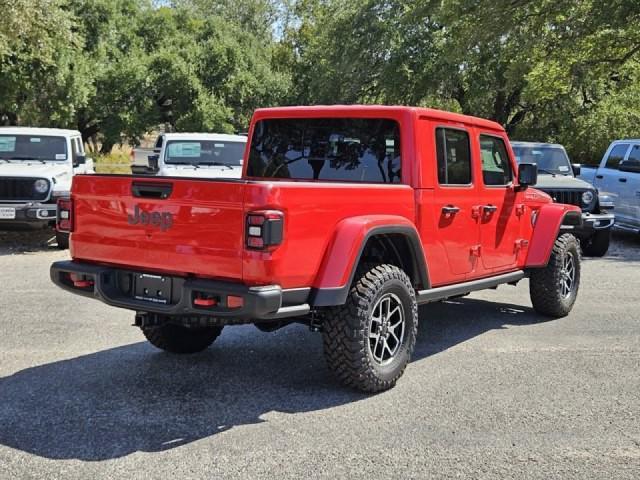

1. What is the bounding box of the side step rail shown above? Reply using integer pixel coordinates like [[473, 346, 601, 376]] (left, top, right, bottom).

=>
[[417, 271, 526, 304]]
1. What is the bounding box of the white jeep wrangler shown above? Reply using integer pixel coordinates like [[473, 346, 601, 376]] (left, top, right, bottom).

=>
[[0, 127, 94, 248]]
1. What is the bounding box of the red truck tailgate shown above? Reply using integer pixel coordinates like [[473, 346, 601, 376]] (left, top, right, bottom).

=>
[[70, 176, 246, 280]]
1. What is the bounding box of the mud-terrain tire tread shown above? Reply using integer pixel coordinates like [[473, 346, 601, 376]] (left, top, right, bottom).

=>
[[581, 229, 610, 257], [322, 263, 418, 393], [529, 233, 581, 318], [141, 323, 223, 354]]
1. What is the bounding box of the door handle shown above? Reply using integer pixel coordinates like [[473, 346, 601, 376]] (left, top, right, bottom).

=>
[[619, 178, 627, 183], [596, 174, 604, 179], [441, 205, 460, 215], [483, 205, 498, 214], [131, 182, 173, 199]]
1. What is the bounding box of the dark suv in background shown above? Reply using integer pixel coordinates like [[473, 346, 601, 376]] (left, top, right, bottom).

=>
[[512, 142, 614, 257]]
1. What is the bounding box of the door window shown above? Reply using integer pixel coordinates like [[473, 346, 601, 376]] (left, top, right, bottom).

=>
[[604, 144, 630, 170], [622, 144, 640, 168], [71, 138, 80, 164], [435, 128, 471, 185], [480, 135, 512, 186]]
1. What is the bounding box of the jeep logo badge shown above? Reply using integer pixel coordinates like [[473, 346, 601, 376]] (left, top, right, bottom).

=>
[[128, 205, 173, 231]]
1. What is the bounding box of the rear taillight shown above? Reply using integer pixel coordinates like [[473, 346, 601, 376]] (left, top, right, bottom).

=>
[[246, 210, 284, 250], [57, 198, 74, 232]]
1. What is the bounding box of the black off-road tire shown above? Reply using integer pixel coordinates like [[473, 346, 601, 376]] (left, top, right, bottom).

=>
[[322, 264, 418, 393], [141, 323, 223, 354], [581, 229, 610, 257], [55, 231, 69, 250], [529, 233, 581, 318]]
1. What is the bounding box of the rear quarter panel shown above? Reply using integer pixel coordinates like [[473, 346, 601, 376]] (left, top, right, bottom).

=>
[[242, 182, 416, 288]]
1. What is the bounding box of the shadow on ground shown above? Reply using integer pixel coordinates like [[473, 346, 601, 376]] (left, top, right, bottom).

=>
[[0, 297, 546, 461], [0, 228, 58, 256]]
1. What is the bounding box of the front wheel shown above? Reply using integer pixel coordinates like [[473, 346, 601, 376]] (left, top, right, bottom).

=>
[[322, 264, 418, 392], [581, 229, 610, 257], [141, 323, 223, 354], [529, 234, 581, 318]]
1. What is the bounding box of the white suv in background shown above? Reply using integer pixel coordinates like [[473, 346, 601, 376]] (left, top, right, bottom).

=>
[[0, 127, 94, 248], [131, 133, 246, 178]]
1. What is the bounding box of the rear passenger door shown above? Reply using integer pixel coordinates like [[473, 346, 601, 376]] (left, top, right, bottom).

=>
[[596, 143, 631, 223], [475, 133, 521, 272], [431, 127, 481, 281]]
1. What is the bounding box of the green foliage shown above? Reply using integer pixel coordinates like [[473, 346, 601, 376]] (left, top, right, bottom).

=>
[[0, 0, 638, 162]]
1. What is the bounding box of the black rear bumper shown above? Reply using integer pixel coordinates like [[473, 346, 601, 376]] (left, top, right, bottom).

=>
[[50, 261, 310, 322]]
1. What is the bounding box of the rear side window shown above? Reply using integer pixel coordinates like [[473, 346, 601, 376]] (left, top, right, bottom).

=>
[[604, 144, 630, 170], [436, 128, 471, 185], [247, 118, 401, 183], [480, 135, 512, 186]]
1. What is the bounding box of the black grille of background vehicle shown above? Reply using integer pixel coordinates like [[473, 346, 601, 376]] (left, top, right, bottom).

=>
[[0, 177, 49, 201], [541, 189, 584, 208]]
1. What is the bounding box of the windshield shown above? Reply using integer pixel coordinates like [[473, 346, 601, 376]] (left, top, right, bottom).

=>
[[246, 118, 402, 183], [0, 135, 67, 161], [512, 145, 572, 175], [164, 140, 245, 166]]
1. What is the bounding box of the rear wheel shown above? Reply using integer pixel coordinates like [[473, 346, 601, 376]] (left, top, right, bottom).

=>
[[322, 264, 418, 392], [529, 234, 581, 318], [55, 231, 69, 250], [581, 229, 610, 257], [141, 323, 223, 354]]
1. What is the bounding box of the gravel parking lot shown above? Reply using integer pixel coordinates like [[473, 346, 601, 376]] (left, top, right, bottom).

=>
[[0, 230, 638, 479]]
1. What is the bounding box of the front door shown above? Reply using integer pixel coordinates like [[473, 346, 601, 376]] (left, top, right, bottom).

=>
[[476, 133, 521, 271], [596, 143, 632, 225]]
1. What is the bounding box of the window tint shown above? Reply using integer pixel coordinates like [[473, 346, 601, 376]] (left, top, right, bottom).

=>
[[480, 135, 512, 186], [604, 144, 630, 170], [622, 144, 640, 168], [247, 118, 401, 183], [71, 138, 80, 163], [436, 128, 471, 185], [0, 135, 67, 161], [165, 140, 245, 166]]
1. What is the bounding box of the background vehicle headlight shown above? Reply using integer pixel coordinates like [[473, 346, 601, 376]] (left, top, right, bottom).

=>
[[581, 190, 594, 205], [34, 179, 49, 193]]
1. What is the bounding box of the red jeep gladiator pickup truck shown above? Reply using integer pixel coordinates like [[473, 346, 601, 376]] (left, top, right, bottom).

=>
[[51, 106, 582, 392]]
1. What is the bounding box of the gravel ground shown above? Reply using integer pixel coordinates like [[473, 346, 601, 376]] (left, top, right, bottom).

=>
[[0, 229, 638, 479]]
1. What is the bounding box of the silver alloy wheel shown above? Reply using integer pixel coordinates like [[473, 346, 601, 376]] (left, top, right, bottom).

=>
[[560, 251, 576, 298], [368, 293, 405, 366]]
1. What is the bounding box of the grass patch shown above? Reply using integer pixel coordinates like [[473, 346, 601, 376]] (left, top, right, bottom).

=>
[[92, 147, 132, 174]]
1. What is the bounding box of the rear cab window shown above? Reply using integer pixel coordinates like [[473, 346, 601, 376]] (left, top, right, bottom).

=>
[[247, 118, 402, 183]]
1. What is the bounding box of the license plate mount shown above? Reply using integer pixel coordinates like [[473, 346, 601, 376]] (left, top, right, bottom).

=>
[[133, 273, 172, 305]]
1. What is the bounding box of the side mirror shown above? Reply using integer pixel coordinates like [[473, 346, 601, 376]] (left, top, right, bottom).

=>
[[147, 154, 160, 172], [517, 162, 538, 189], [73, 154, 86, 167], [619, 161, 640, 173], [571, 163, 581, 177]]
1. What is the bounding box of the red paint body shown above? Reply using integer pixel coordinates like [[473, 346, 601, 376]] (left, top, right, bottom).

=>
[[69, 106, 579, 294]]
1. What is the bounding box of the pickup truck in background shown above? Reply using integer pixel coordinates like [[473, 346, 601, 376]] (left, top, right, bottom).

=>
[[51, 106, 583, 392], [578, 139, 640, 234], [131, 133, 247, 178], [512, 142, 615, 256], [0, 127, 94, 248]]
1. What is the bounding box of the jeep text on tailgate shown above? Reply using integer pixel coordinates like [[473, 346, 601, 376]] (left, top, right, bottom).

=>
[[51, 106, 583, 392]]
